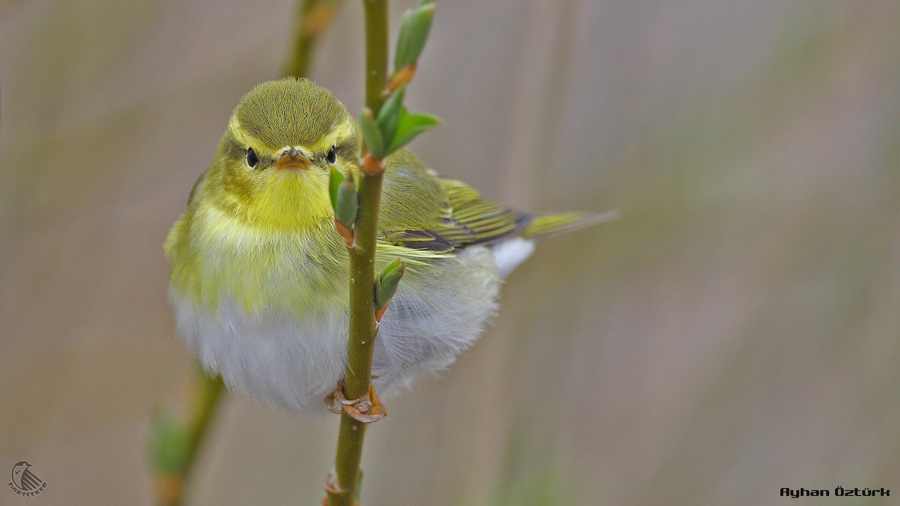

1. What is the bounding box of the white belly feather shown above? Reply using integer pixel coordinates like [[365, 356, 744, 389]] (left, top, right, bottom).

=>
[[172, 243, 530, 414]]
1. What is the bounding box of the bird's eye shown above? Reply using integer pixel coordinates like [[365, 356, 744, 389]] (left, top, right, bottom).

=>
[[326, 145, 336, 164], [246, 147, 259, 167]]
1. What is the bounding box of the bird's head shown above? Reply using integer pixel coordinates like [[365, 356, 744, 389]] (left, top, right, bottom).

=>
[[206, 78, 360, 230]]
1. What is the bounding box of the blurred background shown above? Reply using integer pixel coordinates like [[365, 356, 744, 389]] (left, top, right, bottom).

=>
[[1, 1, 898, 505]]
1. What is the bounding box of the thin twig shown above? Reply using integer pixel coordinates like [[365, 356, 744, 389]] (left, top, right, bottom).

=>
[[325, 1, 389, 505], [285, 0, 344, 79], [152, 367, 224, 506]]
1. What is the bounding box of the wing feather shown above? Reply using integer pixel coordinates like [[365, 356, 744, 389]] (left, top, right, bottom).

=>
[[378, 150, 531, 252]]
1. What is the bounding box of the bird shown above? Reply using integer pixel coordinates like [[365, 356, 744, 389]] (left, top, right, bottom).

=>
[[166, 77, 614, 415]]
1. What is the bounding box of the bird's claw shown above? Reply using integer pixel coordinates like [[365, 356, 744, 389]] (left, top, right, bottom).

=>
[[324, 382, 386, 423]]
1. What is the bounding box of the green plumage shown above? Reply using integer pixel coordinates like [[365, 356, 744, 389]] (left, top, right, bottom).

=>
[[378, 149, 608, 252], [234, 78, 350, 150]]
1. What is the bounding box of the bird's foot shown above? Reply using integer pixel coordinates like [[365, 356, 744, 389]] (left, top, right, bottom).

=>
[[324, 382, 386, 423]]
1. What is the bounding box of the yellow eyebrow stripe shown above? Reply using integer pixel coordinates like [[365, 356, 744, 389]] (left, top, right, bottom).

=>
[[307, 118, 356, 152], [228, 115, 265, 149], [228, 115, 355, 155]]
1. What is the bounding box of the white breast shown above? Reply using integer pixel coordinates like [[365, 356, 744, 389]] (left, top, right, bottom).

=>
[[171, 246, 504, 414]]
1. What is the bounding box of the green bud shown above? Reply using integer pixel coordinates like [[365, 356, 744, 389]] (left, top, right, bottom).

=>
[[334, 179, 358, 228], [328, 166, 346, 211], [376, 86, 406, 150], [374, 258, 406, 312], [387, 112, 441, 153], [359, 108, 386, 159], [394, 1, 436, 72]]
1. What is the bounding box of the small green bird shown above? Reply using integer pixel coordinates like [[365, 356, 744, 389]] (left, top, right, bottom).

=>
[[166, 78, 613, 414]]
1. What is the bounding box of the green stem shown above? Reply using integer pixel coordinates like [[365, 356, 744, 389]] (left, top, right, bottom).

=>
[[154, 367, 225, 506], [285, 0, 343, 78], [328, 161, 384, 506], [180, 369, 226, 482], [284, 0, 319, 78], [362, 0, 389, 113], [164, 370, 225, 506], [327, 1, 389, 505]]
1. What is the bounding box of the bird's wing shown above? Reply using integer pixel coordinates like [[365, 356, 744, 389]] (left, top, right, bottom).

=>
[[187, 168, 210, 206], [379, 150, 531, 252]]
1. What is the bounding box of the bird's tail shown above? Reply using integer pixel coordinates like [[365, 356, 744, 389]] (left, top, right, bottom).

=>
[[521, 210, 619, 239]]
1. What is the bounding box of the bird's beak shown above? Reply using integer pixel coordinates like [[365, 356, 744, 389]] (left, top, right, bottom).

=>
[[273, 148, 312, 170]]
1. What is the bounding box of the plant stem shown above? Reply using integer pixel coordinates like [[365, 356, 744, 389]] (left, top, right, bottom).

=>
[[326, 1, 389, 505], [154, 368, 224, 506], [328, 162, 384, 506], [285, 0, 319, 78], [180, 369, 226, 480], [285, 0, 343, 78], [362, 0, 389, 113], [167, 369, 225, 506]]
